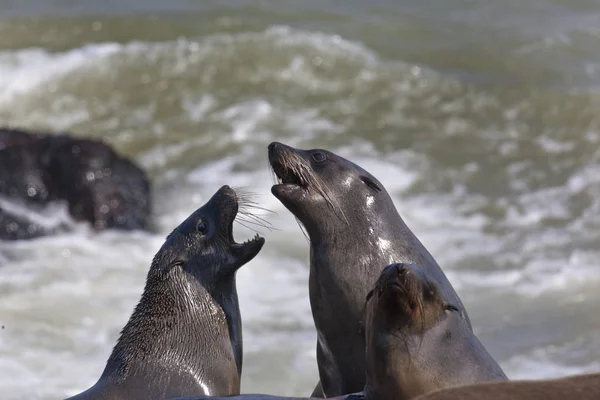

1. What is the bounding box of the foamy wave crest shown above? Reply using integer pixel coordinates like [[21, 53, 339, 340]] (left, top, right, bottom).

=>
[[0, 25, 423, 139], [0, 43, 122, 105], [505, 350, 600, 380]]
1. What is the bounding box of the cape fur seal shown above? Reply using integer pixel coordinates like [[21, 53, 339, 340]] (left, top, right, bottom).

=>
[[171, 263, 505, 400], [412, 372, 600, 400], [267, 142, 472, 397], [65, 185, 265, 400], [363, 263, 507, 400]]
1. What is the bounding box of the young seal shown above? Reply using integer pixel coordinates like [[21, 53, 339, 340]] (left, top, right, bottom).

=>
[[0, 127, 151, 240], [267, 142, 473, 397], [65, 185, 265, 400], [412, 372, 600, 400], [170, 262, 505, 400], [363, 263, 507, 400]]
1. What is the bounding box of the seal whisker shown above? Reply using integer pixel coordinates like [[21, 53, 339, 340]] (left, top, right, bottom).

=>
[[231, 186, 261, 196], [239, 203, 278, 215], [233, 187, 278, 214], [293, 153, 349, 225], [234, 218, 261, 233], [238, 211, 277, 229], [269, 160, 280, 185], [294, 216, 310, 242], [236, 215, 278, 232]]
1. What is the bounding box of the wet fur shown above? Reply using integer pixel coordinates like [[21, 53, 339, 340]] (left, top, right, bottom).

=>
[[170, 264, 506, 400], [65, 187, 264, 400], [364, 263, 507, 400], [268, 142, 473, 397], [412, 372, 600, 400]]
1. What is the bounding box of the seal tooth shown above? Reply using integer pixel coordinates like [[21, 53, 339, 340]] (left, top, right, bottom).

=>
[[278, 177, 283, 184]]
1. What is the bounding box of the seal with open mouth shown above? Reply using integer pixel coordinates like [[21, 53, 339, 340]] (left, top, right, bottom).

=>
[[65, 185, 265, 400], [267, 142, 473, 397]]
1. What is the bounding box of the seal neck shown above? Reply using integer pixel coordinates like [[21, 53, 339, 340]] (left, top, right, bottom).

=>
[[364, 343, 407, 400], [101, 265, 240, 385]]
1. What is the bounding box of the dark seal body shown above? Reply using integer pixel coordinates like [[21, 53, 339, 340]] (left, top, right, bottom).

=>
[[268, 142, 473, 397], [171, 395, 364, 400], [412, 373, 600, 400], [65, 186, 265, 400], [171, 263, 505, 400], [363, 263, 507, 400], [0, 127, 150, 240]]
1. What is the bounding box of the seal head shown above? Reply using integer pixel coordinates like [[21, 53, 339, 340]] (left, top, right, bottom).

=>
[[268, 142, 381, 236], [363, 263, 507, 400]]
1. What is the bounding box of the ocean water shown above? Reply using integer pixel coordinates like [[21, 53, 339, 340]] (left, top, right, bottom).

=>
[[1, 1, 600, 399]]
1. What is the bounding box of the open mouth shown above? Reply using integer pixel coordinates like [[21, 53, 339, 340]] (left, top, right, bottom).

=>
[[228, 211, 265, 262], [271, 161, 305, 188], [230, 231, 263, 248]]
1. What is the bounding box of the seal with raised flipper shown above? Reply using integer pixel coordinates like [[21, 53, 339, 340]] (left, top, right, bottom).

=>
[[267, 142, 473, 397], [65, 185, 265, 400]]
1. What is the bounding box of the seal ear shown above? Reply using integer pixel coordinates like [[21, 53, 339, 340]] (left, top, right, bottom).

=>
[[360, 176, 382, 192], [444, 303, 460, 312]]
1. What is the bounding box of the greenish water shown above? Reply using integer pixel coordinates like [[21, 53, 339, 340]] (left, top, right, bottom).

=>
[[0, 1, 600, 399]]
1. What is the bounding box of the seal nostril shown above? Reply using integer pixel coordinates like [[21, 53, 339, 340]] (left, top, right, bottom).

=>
[[268, 142, 278, 154], [396, 266, 407, 277]]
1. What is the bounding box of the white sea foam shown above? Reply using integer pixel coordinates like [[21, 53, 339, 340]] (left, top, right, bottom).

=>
[[0, 43, 122, 105], [505, 350, 600, 380]]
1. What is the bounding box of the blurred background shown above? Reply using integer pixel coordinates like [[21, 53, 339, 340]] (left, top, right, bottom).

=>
[[1, 1, 600, 399]]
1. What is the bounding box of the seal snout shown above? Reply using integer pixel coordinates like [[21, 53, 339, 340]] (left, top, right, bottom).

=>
[[268, 142, 281, 155], [378, 263, 423, 306], [382, 262, 412, 284], [390, 264, 410, 292], [268, 142, 306, 191], [216, 185, 237, 201], [396, 264, 409, 277]]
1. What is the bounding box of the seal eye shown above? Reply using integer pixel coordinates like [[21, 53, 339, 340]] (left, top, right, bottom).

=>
[[196, 219, 208, 234], [311, 151, 327, 162], [444, 304, 460, 312]]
